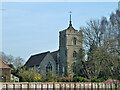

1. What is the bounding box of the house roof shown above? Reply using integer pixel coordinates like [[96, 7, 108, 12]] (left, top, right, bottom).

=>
[[25, 50, 59, 67], [0, 59, 12, 70]]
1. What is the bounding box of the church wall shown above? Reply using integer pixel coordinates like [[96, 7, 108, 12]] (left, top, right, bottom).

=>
[[66, 30, 82, 48], [59, 30, 68, 76], [59, 28, 83, 77], [59, 29, 83, 77], [67, 30, 82, 77], [56, 52, 60, 75], [39, 53, 56, 76]]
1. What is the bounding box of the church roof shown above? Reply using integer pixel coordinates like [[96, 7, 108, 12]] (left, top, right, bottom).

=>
[[25, 50, 59, 67], [51, 50, 59, 62], [25, 51, 50, 67]]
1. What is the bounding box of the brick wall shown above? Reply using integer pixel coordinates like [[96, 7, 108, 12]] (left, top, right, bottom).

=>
[[0, 68, 11, 82]]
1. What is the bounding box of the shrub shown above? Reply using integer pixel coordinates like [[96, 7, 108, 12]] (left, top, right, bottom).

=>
[[47, 79, 58, 82], [60, 77, 73, 82], [117, 75, 120, 81], [40, 77, 46, 82], [18, 68, 42, 82], [47, 73, 60, 82], [102, 76, 110, 81], [91, 78, 100, 82], [105, 79, 119, 83], [34, 73, 42, 82], [91, 77, 109, 82], [95, 76, 110, 82], [73, 77, 87, 82]]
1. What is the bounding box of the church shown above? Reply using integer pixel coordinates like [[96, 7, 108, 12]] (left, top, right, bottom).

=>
[[25, 13, 83, 77]]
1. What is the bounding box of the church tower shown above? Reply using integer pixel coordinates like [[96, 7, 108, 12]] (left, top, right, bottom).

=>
[[59, 12, 83, 77]]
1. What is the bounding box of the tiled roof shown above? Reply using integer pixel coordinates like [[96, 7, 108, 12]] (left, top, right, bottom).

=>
[[0, 59, 12, 69], [24, 51, 50, 67], [25, 50, 59, 67], [51, 50, 59, 62]]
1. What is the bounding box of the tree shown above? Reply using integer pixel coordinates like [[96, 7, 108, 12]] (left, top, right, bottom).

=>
[[0, 52, 14, 64], [75, 9, 120, 80], [8, 64, 17, 75], [0, 52, 24, 69], [13, 57, 24, 69]]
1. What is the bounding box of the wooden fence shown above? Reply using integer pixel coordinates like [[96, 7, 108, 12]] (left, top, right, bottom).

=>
[[0, 82, 120, 90]]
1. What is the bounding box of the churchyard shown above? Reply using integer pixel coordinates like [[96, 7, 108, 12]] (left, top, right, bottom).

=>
[[1, 1, 120, 90]]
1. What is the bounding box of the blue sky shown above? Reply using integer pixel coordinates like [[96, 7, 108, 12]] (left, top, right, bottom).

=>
[[2, 2, 118, 62]]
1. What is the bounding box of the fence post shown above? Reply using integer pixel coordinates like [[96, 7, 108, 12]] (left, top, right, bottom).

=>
[[64, 83, 66, 90], [53, 83, 55, 90], [74, 83, 76, 90], [88, 83, 89, 90], [69, 83, 71, 89], [35, 84, 37, 90], [91, 83, 93, 90], [95, 83, 97, 90], [84, 83, 85, 90], [47, 83, 49, 90], [20, 84, 22, 90], [110, 83, 112, 90], [41, 83, 43, 90], [97, 83, 99, 90], [79, 83, 80, 89], [101, 83, 103, 89], [13, 84, 15, 90], [87, 83, 90, 90], [79, 83, 81, 89], [118, 83, 120, 90], [105, 83, 107, 90], [27, 83, 30, 90], [60, 83, 62, 90], [115, 83, 118, 90], [6, 84, 8, 90]]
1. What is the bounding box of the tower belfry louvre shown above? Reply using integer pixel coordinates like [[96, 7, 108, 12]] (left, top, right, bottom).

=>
[[59, 12, 83, 77], [25, 12, 83, 77]]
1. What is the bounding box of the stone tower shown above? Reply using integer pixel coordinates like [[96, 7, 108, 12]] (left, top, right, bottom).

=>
[[59, 12, 83, 77]]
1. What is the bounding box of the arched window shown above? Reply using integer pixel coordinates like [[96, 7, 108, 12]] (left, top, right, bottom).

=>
[[46, 62, 52, 72], [73, 37, 77, 45], [73, 51, 77, 57], [46, 62, 52, 76]]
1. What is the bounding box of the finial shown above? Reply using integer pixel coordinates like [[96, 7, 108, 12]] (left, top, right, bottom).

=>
[[69, 11, 72, 27]]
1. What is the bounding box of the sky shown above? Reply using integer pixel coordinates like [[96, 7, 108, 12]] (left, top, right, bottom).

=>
[[2, 2, 119, 63]]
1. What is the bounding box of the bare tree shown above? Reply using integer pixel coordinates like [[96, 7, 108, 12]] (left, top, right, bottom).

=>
[[75, 10, 120, 79], [13, 57, 24, 69], [0, 52, 24, 69]]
